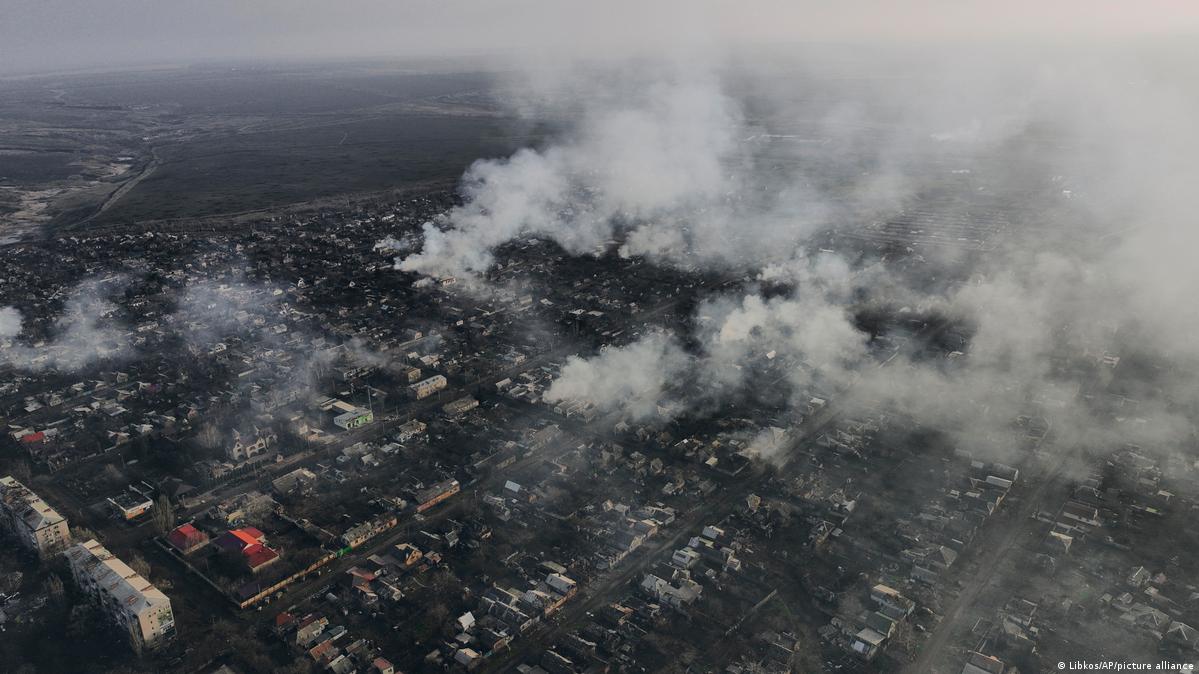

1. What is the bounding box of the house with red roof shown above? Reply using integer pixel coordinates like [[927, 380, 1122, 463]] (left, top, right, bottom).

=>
[[274, 611, 296, 636], [214, 526, 280, 573], [166, 523, 210, 554], [243, 543, 280, 572]]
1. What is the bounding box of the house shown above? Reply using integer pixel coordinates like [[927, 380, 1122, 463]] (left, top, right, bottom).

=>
[[341, 515, 397, 549], [1166, 622, 1199, 651], [396, 419, 427, 441], [166, 523, 210, 554], [394, 542, 424, 568], [214, 527, 281, 573], [443, 396, 479, 417], [640, 573, 702, 610], [228, 429, 277, 462], [414, 479, 459, 512], [1128, 566, 1151, 588], [1121, 603, 1170, 635], [295, 614, 329, 646], [410, 375, 447, 399], [327, 655, 355, 674], [545, 573, 577, 597], [333, 407, 373, 430], [107, 487, 154, 521], [851, 628, 886, 660], [865, 611, 896, 639], [961, 651, 1008, 674], [671, 546, 700, 566], [272, 467, 317, 495], [870, 584, 915, 618], [904, 545, 958, 583], [454, 647, 481, 669], [274, 611, 296, 636], [478, 627, 512, 654]]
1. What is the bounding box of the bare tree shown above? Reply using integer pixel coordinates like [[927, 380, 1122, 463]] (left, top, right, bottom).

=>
[[128, 552, 152, 579], [126, 615, 145, 657], [66, 603, 96, 638], [428, 600, 450, 624], [153, 493, 176, 536], [101, 464, 126, 487], [72, 524, 100, 542], [43, 573, 65, 603], [198, 423, 221, 449], [6, 459, 32, 484]]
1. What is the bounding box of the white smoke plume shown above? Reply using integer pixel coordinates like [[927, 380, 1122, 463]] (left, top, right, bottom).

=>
[[2, 277, 131, 372], [393, 65, 862, 281], [545, 267, 870, 422], [397, 75, 742, 279], [543, 331, 690, 422], [0, 306, 21, 339], [392, 42, 1199, 468]]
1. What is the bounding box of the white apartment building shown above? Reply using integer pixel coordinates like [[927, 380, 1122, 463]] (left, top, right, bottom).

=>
[[409, 374, 447, 399], [0, 475, 71, 558], [65, 539, 176, 650]]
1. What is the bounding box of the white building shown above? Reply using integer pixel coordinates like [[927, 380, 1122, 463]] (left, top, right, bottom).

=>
[[0, 475, 71, 558], [65, 539, 176, 650], [443, 396, 479, 417], [228, 429, 277, 462], [409, 374, 447, 399]]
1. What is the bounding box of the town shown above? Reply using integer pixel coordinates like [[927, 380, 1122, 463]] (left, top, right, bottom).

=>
[[3, 161, 1198, 674]]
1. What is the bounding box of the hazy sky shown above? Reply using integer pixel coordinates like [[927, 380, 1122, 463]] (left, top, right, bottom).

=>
[[4, 0, 1199, 75]]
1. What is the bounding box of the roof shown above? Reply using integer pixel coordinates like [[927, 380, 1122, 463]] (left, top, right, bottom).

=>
[[347, 567, 377, 582], [0, 475, 67, 532], [167, 523, 208, 550], [1167, 621, 1199, 646], [962, 651, 1007, 674], [854, 628, 887, 646], [244, 543, 280, 569], [219, 527, 265, 550], [65, 539, 170, 618]]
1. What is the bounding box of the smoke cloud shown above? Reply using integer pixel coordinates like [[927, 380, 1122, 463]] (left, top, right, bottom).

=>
[[544, 331, 690, 422], [1, 277, 131, 372], [396, 72, 771, 280], [0, 306, 21, 339], [453, 48, 1199, 464]]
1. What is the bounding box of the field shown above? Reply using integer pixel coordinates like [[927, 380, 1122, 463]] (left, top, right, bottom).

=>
[[95, 113, 525, 224], [0, 62, 538, 238]]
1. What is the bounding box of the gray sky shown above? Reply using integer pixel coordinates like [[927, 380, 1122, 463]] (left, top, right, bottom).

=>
[[4, 0, 1199, 75]]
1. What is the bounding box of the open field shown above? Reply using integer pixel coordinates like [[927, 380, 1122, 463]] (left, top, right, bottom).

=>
[[0, 62, 537, 239]]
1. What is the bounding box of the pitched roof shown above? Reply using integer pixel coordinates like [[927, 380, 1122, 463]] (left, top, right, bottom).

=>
[[234, 527, 265, 545], [167, 523, 208, 550], [244, 543, 280, 569]]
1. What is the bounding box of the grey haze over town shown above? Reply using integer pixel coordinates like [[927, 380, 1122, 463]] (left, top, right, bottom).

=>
[[2, 3, 1198, 674]]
